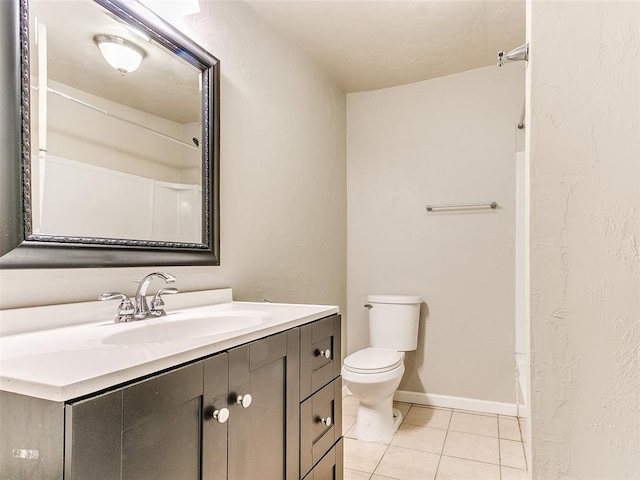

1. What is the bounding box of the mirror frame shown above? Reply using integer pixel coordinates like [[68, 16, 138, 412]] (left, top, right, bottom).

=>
[[0, 0, 220, 268]]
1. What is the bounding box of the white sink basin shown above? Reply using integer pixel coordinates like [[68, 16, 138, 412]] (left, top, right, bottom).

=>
[[102, 310, 270, 345]]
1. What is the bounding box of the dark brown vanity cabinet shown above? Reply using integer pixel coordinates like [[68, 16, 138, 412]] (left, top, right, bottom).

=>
[[64, 329, 299, 480], [0, 315, 341, 480]]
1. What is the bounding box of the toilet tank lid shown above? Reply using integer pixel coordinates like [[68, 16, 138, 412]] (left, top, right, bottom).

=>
[[367, 295, 421, 304]]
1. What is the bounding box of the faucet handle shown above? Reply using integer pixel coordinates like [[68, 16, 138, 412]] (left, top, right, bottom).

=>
[[150, 288, 179, 317], [98, 292, 135, 323]]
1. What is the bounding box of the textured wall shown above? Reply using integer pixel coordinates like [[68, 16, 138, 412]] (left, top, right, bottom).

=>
[[0, 2, 347, 317], [347, 64, 524, 404], [529, 0, 640, 478]]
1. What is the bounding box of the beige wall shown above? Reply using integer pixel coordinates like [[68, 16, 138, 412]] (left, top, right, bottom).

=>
[[529, 0, 640, 478], [0, 2, 347, 318], [347, 64, 524, 404]]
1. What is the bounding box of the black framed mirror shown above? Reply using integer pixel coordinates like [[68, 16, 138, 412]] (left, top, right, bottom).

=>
[[0, 0, 220, 268]]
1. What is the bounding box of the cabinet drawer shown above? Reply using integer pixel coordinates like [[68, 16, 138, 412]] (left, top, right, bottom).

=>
[[300, 377, 342, 478], [302, 438, 343, 480], [300, 314, 341, 400]]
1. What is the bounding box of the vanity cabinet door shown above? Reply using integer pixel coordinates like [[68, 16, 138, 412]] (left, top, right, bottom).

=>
[[227, 329, 300, 480], [64, 389, 122, 480], [65, 362, 205, 480], [121, 362, 204, 480]]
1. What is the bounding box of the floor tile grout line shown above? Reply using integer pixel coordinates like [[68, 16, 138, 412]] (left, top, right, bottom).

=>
[[370, 432, 392, 477], [518, 436, 528, 472], [447, 428, 502, 439], [517, 415, 524, 443], [439, 453, 513, 468], [505, 414, 528, 472], [518, 417, 529, 472], [445, 429, 503, 440], [497, 414, 503, 480], [432, 403, 454, 480]]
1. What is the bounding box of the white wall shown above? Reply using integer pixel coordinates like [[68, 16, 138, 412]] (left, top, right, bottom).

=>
[[347, 64, 524, 404], [529, 0, 640, 478], [0, 2, 347, 319]]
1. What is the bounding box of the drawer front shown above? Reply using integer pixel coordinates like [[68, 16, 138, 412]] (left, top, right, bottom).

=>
[[300, 315, 341, 400], [300, 377, 342, 478], [302, 438, 344, 480]]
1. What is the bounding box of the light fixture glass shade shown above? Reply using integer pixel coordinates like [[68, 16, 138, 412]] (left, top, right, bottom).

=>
[[94, 35, 147, 76]]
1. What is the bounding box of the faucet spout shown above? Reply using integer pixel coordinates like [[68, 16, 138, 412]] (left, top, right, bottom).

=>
[[134, 272, 176, 319]]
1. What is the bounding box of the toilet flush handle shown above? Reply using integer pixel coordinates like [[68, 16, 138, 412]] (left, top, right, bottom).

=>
[[364, 304, 373, 309]]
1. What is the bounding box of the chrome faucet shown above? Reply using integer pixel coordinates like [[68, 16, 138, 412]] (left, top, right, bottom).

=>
[[97, 292, 135, 323], [99, 272, 178, 322], [133, 272, 177, 320]]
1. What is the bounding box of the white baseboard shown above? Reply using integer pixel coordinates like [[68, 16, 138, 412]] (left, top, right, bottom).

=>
[[517, 403, 529, 418], [394, 390, 519, 416]]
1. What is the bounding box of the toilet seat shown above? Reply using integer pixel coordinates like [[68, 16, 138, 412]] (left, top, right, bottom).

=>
[[343, 348, 402, 375]]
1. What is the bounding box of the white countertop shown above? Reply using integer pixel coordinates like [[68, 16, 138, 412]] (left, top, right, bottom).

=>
[[0, 290, 338, 402]]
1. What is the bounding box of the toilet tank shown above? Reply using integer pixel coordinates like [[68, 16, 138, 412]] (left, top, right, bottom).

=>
[[368, 295, 422, 351]]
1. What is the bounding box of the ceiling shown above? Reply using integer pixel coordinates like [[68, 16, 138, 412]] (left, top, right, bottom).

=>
[[246, 0, 526, 93], [31, 0, 201, 124], [31, 0, 526, 116]]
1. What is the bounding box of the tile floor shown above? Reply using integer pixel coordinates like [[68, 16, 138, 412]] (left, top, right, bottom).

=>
[[342, 396, 529, 480]]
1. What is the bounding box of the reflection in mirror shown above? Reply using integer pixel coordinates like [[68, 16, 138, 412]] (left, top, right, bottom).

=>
[[0, 0, 219, 267], [29, 0, 202, 243]]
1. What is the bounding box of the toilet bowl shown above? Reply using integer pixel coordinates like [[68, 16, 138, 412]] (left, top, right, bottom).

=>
[[342, 348, 405, 441], [341, 294, 421, 442]]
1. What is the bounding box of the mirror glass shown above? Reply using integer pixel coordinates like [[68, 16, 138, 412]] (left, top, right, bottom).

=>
[[29, 0, 202, 243], [0, 0, 219, 267]]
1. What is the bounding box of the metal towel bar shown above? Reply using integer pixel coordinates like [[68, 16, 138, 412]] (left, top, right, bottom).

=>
[[425, 201, 498, 212]]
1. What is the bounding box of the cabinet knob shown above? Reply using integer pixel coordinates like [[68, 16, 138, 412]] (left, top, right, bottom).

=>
[[320, 416, 332, 427], [212, 407, 230, 424], [315, 349, 332, 359], [236, 394, 252, 408]]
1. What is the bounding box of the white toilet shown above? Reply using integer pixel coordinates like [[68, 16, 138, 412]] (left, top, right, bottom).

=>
[[342, 294, 421, 442]]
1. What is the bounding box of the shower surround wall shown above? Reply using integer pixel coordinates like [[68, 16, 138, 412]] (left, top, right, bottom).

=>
[[347, 64, 525, 409], [33, 80, 198, 183], [0, 2, 347, 324], [529, 0, 640, 477]]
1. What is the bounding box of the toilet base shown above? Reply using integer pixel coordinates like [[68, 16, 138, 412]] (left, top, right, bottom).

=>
[[354, 395, 402, 443]]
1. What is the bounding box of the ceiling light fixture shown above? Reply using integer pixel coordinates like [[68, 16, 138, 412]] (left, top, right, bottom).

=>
[[93, 34, 147, 76]]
